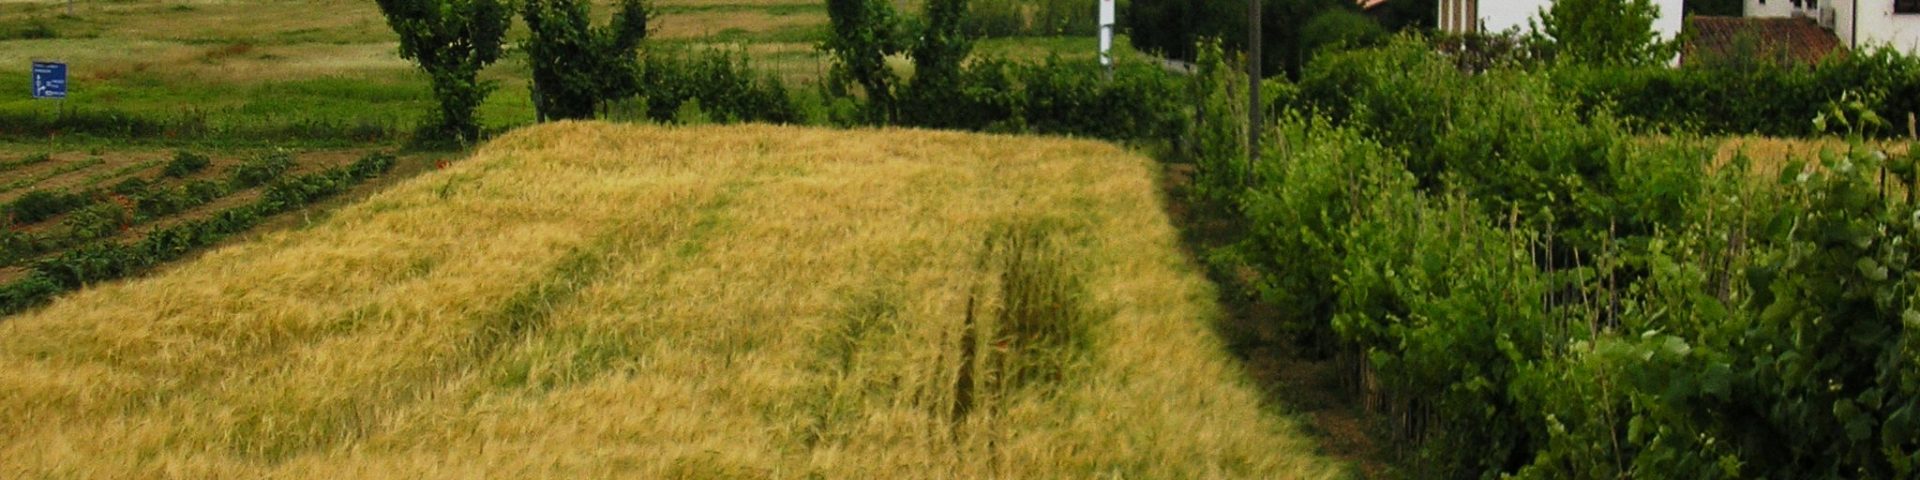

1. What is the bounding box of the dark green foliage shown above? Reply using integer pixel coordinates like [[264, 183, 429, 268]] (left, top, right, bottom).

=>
[[373, 0, 510, 145], [163, 150, 211, 178], [1122, 0, 1236, 64], [228, 152, 295, 189], [1222, 118, 1411, 354], [1216, 38, 1920, 478], [1554, 48, 1920, 137], [1685, 0, 1742, 15], [1125, 0, 1366, 77], [899, 0, 975, 128], [0, 229, 55, 267], [62, 201, 131, 242], [1030, 0, 1096, 36], [4, 190, 87, 225], [111, 177, 150, 197], [824, 0, 905, 121], [1534, 0, 1676, 67], [638, 50, 799, 124], [1367, 0, 1435, 31], [1299, 8, 1386, 58], [962, 0, 1023, 37], [0, 275, 58, 314], [1013, 58, 1185, 141], [521, 0, 650, 121], [136, 180, 230, 219]]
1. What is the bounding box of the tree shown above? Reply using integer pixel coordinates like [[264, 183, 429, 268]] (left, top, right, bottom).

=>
[[521, 0, 650, 121], [374, 0, 511, 145], [900, 0, 973, 127], [824, 0, 905, 122], [1534, 0, 1677, 67], [1124, 0, 1370, 78]]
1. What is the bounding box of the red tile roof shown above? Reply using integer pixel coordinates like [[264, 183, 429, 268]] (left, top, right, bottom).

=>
[[1684, 16, 1845, 67]]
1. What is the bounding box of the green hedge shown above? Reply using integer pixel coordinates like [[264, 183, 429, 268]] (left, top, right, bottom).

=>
[[1551, 48, 1920, 137]]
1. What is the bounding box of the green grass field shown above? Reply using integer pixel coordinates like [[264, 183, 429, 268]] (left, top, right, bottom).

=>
[[0, 0, 1117, 144]]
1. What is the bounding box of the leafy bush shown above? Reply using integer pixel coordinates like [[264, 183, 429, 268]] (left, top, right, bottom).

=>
[[111, 177, 150, 197], [1551, 48, 1920, 137], [228, 152, 296, 188], [5, 189, 87, 225], [1533, 0, 1676, 67], [1126, 0, 1369, 77], [1225, 117, 1412, 354], [639, 49, 799, 125], [1207, 35, 1920, 479], [163, 150, 211, 178], [62, 201, 131, 242], [0, 274, 59, 315], [1015, 57, 1185, 141]]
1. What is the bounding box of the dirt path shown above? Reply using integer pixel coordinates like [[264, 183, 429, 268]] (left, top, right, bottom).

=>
[[1155, 162, 1391, 478]]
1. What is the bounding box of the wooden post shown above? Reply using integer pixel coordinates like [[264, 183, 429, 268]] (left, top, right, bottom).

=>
[[1247, 0, 1262, 186]]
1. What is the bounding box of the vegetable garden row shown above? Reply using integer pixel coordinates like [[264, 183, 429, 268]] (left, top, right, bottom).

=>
[[1, 150, 397, 315]]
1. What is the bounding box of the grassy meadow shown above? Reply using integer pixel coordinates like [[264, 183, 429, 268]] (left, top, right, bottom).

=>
[[0, 123, 1346, 478]]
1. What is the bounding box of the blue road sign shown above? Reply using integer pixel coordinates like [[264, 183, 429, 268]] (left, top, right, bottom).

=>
[[32, 61, 66, 99]]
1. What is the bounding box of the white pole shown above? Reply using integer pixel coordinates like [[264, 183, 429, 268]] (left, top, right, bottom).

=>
[[1098, 0, 1115, 70]]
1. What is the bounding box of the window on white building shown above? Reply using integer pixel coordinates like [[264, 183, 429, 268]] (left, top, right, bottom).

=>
[[1899, 0, 1920, 14]]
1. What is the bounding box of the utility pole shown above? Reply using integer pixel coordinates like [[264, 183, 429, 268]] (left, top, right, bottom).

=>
[[1247, 0, 1262, 185]]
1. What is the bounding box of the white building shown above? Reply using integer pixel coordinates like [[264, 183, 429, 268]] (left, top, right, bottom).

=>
[[1745, 0, 1920, 53], [1436, 0, 1685, 44]]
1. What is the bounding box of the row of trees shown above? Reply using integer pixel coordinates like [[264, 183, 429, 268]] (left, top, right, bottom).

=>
[[372, 0, 651, 146]]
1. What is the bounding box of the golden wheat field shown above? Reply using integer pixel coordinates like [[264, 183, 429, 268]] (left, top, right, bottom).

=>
[[0, 123, 1343, 478]]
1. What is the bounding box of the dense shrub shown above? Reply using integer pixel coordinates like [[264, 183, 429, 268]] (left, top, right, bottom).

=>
[[1533, 0, 1675, 67], [163, 150, 211, 178], [228, 152, 296, 188], [1126, 0, 1378, 77], [1015, 57, 1185, 141], [5, 189, 87, 225], [62, 201, 131, 242], [1552, 48, 1920, 137], [1222, 117, 1411, 354], [1216, 37, 1920, 479], [639, 49, 800, 125]]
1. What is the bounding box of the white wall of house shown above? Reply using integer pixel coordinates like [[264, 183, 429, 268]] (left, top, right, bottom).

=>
[[1464, 0, 1685, 43], [1836, 1, 1920, 54], [1478, 0, 1553, 33]]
